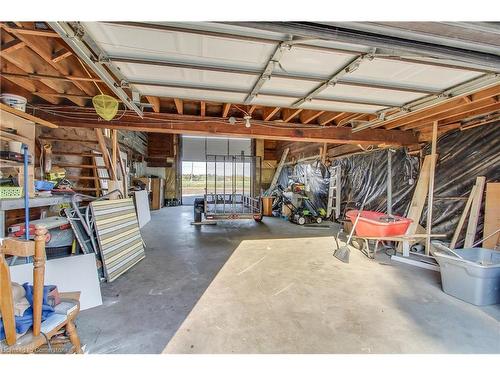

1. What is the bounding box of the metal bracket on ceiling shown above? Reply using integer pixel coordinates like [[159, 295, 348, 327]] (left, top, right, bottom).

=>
[[291, 52, 374, 108], [48, 21, 144, 118]]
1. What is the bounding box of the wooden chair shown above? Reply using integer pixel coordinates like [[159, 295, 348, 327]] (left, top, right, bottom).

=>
[[0, 225, 82, 354]]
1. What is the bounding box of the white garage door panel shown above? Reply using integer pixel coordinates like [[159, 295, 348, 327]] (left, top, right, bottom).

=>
[[84, 22, 274, 70], [116, 62, 257, 91], [317, 84, 426, 106], [183, 136, 252, 161], [260, 77, 319, 97], [134, 85, 247, 104], [182, 136, 206, 161], [349, 59, 483, 91], [276, 47, 355, 78], [303, 99, 385, 113]]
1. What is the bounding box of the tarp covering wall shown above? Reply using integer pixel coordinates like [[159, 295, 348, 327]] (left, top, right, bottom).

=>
[[420, 121, 500, 245], [279, 121, 499, 246]]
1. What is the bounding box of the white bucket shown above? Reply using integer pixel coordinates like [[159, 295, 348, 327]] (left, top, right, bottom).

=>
[[8, 141, 23, 153], [1, 94, 27, 112]]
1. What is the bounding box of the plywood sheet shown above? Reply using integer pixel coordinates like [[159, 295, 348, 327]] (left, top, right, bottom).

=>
[[91, 198, 145, 282], [484, 183, 500, 248], [133, 190, 151, 228], [9, 253, 102, 310]]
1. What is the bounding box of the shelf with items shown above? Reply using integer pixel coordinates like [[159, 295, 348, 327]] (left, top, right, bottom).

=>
[[0, 104, 57, 198]]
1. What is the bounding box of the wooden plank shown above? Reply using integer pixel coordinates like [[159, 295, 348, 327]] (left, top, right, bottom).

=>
[[406, 155, 432, 236], [173, 98, 183, 115], [51, 48, 72, 63], [1, 24, 60, 38], [1, 39, 25, 54], [94, 128, 116, 180], [267, 147, 289, 193], [425, 122, 438, 255], [0, 103, 58, 128], [222, 103, 231, 117], [146, 96, 160, 113], [483, 183, 500, 248], [450, 184, 477, 249], [36, 110, 420, 146], [281, 108, 303, 122], [318, 112, 344, 126], [262, 107, 280, 121], [200, 101, 206, 117], [464, 176, 486, 248], [300, 110, 325, 124]]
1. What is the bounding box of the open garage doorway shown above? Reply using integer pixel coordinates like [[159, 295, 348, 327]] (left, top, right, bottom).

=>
[[181, 135, 252, 205]]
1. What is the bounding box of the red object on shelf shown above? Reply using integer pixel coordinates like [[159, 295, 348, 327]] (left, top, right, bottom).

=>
[[345, 210, 413, 237]]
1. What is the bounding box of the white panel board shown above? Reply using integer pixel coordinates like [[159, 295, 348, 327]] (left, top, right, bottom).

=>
[[276, 47, 355, 77], [116, 62, 256, 91], [260, 77, 318, 97], [84, 22, 275, 70], [251, 95, 296, 107], [9, 254, 103, 311], [134, 85, 247, 104], [132, 190, 151, 229], [303, 99, 385, 113], [349, 59, 483, 91], [317, 84, 425, 106]]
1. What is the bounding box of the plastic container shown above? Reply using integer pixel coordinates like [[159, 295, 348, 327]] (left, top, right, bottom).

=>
[[434, 248, 500, 306], [8, 141, 22, 153], [1, 93, 27, 112], [0, 186, 23, 199], [346, 210, 413, 237]]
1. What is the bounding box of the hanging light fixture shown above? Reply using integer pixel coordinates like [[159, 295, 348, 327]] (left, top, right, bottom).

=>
[[244, 115, 252, 128]]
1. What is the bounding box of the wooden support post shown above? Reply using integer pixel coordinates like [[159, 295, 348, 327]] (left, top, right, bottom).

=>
[[425, 121, 438, 255], [32, 224, 47, 336]]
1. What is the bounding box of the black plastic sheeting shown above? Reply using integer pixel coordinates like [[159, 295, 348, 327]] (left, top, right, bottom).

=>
[[276, 148, 418, 217], [420, 122, 500, 245], [277, 121, 499, 246]]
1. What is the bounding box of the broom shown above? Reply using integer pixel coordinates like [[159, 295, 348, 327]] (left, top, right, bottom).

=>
[[333, 191, 369, 263]]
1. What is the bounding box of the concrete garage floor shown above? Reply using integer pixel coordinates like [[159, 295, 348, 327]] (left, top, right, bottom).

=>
[[77, 206, 500, 354]]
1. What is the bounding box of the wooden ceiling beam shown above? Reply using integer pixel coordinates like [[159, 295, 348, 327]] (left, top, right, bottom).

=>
[[248, 105, 257, 115], [399, 97, 500, 131], [200, 101, 206, 117], [1, 24, 60, 38], [4, 22, 97, 97], [281, 108, 303, 122], [383, 84, 500, 129], [36, 109, 419, 146], [1, 39, 26, 54], [222, 103, 231, 117], [51, 48, 72, 63], [337, 113, 365, 127], [318, 112, 345, 126], [173, 98, 183, 115], [0, 71, 103, 83], [2, 75, 61, 105], [146, 96, 161, 113], [262, 107, 280, 121], [300, 110, 325, 124], [411, 102, 500, 131]]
